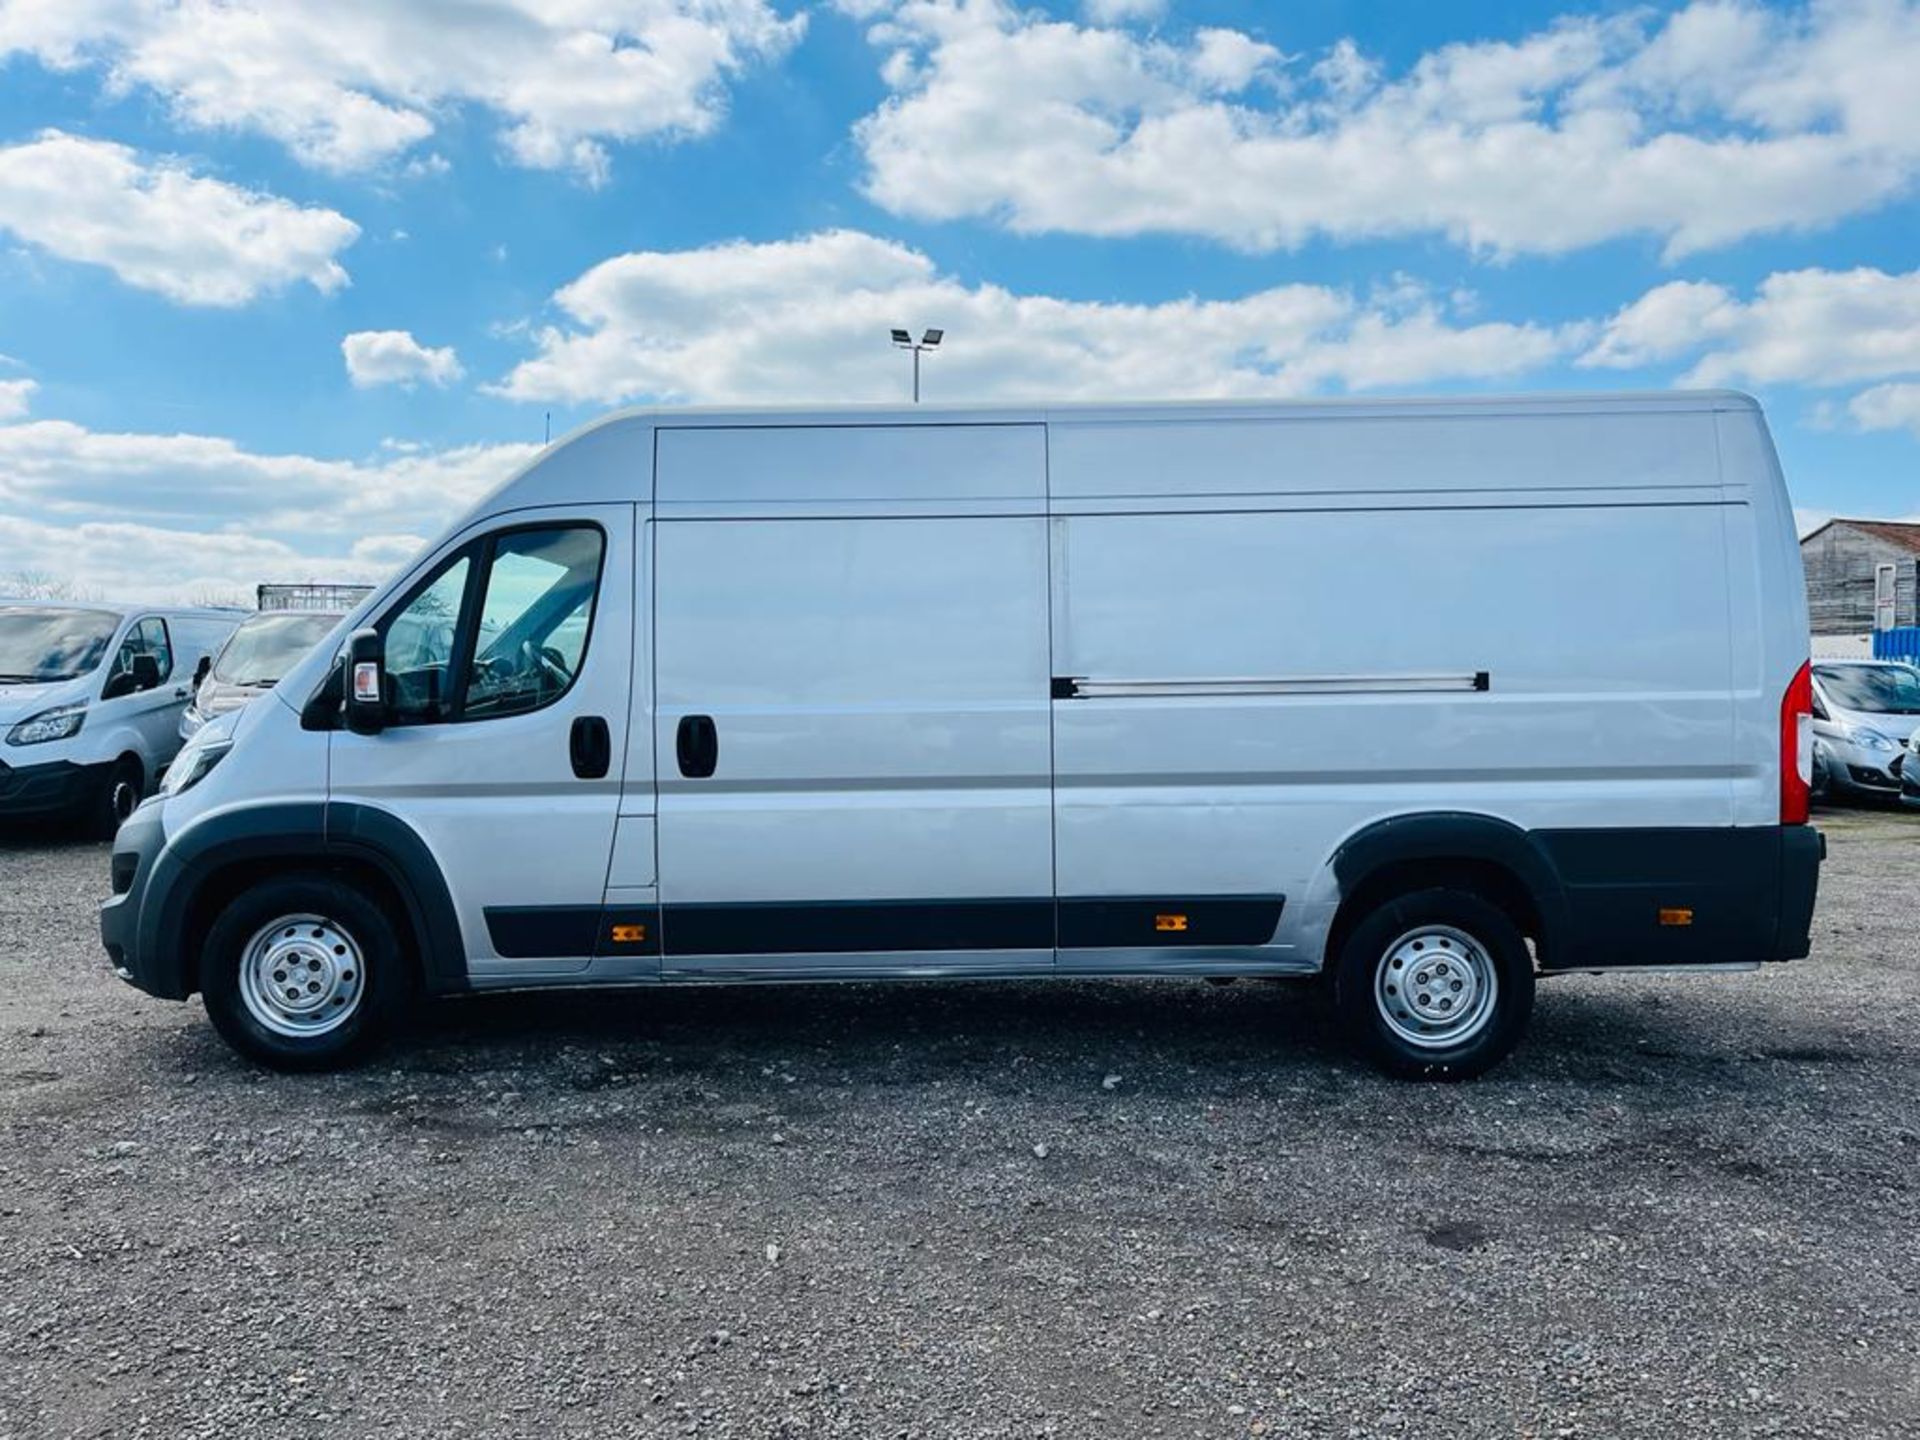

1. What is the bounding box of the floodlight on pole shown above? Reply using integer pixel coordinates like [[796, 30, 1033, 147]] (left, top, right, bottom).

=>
[[890, 325, 944, 403]]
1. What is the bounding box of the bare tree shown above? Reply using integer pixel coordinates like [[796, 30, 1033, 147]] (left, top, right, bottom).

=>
[[186, 587, 251, 611], [8, 570, 101, 602]]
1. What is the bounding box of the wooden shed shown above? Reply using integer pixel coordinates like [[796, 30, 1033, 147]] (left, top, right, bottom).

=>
[[1800, 519, 1920, 635]]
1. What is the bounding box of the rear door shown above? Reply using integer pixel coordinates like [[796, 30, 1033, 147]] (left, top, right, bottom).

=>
[[327, 505, 634, 979], [651, 424, 1054, 975]]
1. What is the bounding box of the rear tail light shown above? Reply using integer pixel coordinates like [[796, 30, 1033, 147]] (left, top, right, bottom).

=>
[[1781, 660, 1812, 825]]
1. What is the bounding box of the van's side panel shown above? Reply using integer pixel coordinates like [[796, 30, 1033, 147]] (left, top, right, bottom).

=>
[[1047, 408, 1721, 499], [1048, 408, 1740, 969], [651, 425, 1055, 974]]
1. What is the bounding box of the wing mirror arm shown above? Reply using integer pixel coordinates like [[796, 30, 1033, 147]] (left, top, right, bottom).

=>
[[345, 628, 388, 736]]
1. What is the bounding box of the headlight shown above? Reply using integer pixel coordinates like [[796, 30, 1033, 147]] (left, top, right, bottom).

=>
[[6, 701, 87, 746], [160, 736, 232, 796], [1847, 728, 1895, 752]]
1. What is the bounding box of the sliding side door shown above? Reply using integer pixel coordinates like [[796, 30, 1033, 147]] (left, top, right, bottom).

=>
[[652, 424, 1054, 975]]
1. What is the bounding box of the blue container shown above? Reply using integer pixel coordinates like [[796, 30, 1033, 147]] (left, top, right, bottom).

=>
[[1872, 626, 1920, 665]]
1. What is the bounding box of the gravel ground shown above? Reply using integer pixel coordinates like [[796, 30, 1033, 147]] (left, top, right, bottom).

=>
[[1, 808, 1916, 1440]]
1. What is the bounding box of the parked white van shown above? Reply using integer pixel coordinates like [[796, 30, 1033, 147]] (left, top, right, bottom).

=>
[[181, 608, 353, 741], [1, 601, 243, 833], [100, 394, 1821, 1078]]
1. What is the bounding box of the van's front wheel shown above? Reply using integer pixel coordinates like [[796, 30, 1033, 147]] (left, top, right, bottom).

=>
[[1332, 887, 1534, 1080], [87, 756, 143, 839], [201, 876, 408, 1070]]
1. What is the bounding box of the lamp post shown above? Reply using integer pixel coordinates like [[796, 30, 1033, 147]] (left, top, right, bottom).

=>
[[890, 327, 943, 403]]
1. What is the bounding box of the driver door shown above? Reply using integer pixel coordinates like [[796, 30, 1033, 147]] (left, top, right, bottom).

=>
[[98, 616, 190, 773], [327, 506, 635, 978]]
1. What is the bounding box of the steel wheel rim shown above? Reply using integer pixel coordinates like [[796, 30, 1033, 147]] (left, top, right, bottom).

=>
[[1373, 924, 1498, 1049], [110, 777, 139, 823], [238, 914, 364, 1039]]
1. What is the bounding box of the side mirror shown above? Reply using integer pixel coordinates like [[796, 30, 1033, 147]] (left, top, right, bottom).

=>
[[131, 654, 162, 692], [194, 655, 212, 688], [101, 671, 136, 701], [345, 628, 387, 736]]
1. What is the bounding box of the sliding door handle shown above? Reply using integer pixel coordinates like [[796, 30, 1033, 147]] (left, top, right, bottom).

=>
[[676, 714, 718, 778]]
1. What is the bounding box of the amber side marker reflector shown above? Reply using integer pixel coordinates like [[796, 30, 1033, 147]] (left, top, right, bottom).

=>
[[1658, 908, 1693, 927], [611, 923, 648, 943], [1155, 914, 1189, 933]]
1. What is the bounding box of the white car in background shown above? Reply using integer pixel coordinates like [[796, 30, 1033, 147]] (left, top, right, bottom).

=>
[[182, 610, 349, 740], [1810, 660, 1920, 804], [0, 600, 242, 833]]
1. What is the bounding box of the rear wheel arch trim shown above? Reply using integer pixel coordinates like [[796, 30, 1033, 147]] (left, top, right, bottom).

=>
[[1324, 811, 1570, 963]]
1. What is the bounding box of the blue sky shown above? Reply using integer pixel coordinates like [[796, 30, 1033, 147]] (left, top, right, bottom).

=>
[[1, 0, 1917, 598]]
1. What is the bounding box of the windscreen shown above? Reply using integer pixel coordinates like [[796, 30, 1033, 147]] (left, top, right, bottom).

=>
[[1817, 664, 1920, 715], [0, 606, 119, 682], [211, 612, 341, 686]]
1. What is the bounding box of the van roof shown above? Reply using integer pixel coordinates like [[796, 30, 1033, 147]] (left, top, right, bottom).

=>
[[465, 387, 1764, 520], [555, 388, 1760, 441], [0, 597, 248, 618]]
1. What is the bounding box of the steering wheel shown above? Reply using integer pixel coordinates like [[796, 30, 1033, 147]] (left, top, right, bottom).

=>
[[530, 641, 574, 689]]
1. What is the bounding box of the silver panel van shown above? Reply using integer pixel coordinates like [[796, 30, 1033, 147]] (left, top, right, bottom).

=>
[[100, 395, 1822, 1078]]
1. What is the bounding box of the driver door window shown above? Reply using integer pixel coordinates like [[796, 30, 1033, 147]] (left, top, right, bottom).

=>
[[106, 617, 172, 693], [464, 527, 604, 719], [376, 525, 604, 726]]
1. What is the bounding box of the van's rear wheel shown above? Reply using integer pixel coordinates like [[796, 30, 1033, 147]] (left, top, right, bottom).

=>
[[201, 875, 408, 1070], [1332, 887, 1534, 1080]]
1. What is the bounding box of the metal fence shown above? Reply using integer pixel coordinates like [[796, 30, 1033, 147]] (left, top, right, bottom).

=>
[[256, 583, 375, 612]]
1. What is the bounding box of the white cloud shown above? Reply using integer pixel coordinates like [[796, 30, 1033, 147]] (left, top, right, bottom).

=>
[[495, 228, 1573, 407], [1850, 382, 1920, 437], [842, 0, 1920, 258], [1576, 281, 1741, 371], [0, 378, 35, 421], [343, 330, 465, 389], [0, 130, 357, 305], [0, 415, 538, 599], [0, 0, 806, 183], [1583, 267, 1920, 387], [1081, 0, 1167, 23]]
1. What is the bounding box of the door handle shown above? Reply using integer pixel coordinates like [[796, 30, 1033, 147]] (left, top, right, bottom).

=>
[[676, 714, 718, 778], [570, 715, 611, 780]]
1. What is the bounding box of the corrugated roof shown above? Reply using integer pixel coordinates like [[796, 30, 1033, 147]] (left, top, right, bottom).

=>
[[1802, 518, 1920, 553]]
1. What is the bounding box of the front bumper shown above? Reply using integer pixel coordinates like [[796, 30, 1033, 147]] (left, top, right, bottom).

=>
[[98, 798, 175, 994], [1826, 742, 1903, 794], [0, 756, 102, 817]]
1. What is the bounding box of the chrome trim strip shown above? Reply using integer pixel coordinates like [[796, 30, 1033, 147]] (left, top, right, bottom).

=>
[[1060, 671, 1489, 698]]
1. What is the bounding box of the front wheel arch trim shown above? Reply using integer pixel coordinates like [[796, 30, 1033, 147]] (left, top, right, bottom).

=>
[[140, 802, 466, 999]]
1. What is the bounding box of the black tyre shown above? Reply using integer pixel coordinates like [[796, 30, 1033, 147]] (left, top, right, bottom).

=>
[[89, 756, 143, 839], [200, 874, 411, 1070], [1331, 886, 1534, 1081]]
